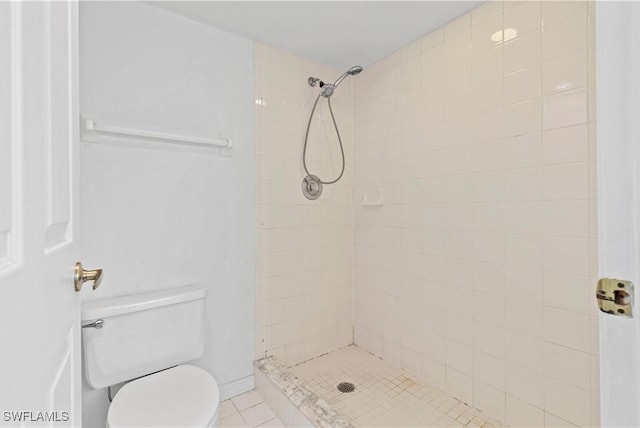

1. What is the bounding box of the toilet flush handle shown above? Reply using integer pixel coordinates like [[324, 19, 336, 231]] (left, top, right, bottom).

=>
[[74, 262, 103, 292], [82, 319, 104, 329]]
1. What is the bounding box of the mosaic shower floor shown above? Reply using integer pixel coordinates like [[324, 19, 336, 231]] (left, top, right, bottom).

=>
[[290, 346, 504, 428]]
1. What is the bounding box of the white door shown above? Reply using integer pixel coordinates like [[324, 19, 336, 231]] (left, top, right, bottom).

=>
[[596, 2, 640, 427], [0, 2, 83, 426]]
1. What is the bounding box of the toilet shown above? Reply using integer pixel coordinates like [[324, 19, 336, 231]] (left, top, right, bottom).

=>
[[81, 285, 220, 427]]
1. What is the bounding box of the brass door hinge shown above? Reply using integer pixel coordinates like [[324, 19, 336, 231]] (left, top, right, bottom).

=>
[[596, 278, 633, 318]]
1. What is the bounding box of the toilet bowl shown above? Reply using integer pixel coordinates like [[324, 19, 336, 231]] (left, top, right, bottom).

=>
[[81, 285, 220, 427], [107, 365, 219, 428]]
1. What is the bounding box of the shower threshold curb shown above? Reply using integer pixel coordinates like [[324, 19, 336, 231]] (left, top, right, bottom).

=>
[[255, 356, 354, 428]]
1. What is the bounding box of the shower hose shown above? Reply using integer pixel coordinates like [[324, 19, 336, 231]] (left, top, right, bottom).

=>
[[302, 93, 346, 185]]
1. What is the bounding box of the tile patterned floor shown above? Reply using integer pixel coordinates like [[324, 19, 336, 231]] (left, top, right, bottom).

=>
[[290, 346, 505, 428], [219, 390, 285, 428]]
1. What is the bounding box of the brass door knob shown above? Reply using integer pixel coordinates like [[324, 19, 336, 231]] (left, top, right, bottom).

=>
[[74, 262, 103, 292]]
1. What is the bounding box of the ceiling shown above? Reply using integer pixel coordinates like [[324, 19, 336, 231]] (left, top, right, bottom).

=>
[[151, 1, 482, 71]]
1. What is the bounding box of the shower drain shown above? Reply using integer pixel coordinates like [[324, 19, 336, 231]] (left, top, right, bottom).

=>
[[337, 382, 355, 393]]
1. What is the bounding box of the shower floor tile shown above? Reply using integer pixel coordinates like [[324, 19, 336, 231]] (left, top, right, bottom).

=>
[[290, 345, 504, 428]]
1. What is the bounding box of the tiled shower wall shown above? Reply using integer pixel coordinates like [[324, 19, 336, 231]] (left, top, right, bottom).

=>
[[352, 2, 599, 427], [254, 44, 354, 365]]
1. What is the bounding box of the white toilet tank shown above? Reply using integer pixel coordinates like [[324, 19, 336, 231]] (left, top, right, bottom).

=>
[[81, 285, 206, 389]]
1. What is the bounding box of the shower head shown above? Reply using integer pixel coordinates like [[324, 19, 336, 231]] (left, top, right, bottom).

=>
[[333, 65, 364, 89], [347, 66, 363, 76]]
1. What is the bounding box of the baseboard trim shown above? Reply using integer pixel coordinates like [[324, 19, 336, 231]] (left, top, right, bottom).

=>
[[219, 374, 254, 401]]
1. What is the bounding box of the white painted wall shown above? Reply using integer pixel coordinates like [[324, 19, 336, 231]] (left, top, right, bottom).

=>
[[78, 2, 254, 426]]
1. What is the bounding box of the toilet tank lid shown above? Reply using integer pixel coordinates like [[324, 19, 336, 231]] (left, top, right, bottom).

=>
[[82, 285, 205, 321]]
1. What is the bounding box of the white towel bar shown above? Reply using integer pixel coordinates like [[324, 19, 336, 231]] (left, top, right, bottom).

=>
[[80, 117, 232, 149]]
